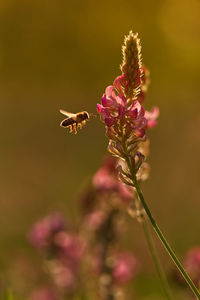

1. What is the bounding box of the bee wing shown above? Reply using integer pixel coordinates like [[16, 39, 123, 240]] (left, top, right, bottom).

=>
[[59, 109, 76, 118]]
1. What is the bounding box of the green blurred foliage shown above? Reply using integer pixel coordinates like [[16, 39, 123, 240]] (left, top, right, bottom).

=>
[[0, 0, 200, 298]]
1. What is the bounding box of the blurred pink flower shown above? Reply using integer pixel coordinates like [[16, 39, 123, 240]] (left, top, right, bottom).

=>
[[93, 156, 133, 202], [183, 246, 200, 286], [50, 263, 77, 291], [54, 232, 85, 265], [30, 287, 58, 300], [112, 252, 139, 284], [85, 211, 106, 230], [145, 107, 159, 129], [29, 213, 66, 250]]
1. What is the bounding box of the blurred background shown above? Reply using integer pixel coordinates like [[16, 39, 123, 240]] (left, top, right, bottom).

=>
[[0, 0, 200, 298]]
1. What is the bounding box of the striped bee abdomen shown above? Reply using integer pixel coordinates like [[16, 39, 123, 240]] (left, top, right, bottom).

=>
[[60, 118, 75, 127]]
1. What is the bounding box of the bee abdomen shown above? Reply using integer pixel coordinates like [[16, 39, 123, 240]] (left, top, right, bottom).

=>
[[60, 118, 75, 127]]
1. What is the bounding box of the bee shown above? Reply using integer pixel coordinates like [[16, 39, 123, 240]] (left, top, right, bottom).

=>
[[60, 109, 90, 134]]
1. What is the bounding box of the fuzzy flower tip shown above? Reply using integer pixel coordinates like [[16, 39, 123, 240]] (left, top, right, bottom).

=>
[[121, 31, 143, 99]]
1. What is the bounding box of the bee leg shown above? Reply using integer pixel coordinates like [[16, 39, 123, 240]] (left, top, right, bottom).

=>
[[69, 125, 73, 133], [78, 123, 82, 130], [82, 120, 86, 126], [74, 123, 78, 134]]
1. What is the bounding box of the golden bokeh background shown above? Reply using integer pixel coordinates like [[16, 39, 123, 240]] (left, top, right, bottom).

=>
[[0, 0, 200, 298]]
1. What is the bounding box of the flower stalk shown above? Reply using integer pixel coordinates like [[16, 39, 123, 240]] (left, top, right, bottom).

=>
[[142, 218, 173, 300], [132, 176, 200, 299], [124, 142, 173, 300], [123, 136, 200, 298]]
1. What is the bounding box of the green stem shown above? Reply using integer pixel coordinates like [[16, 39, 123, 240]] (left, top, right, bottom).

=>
[[132, 176, 200, 299], [121, 137, 199, 298], [142, 218, 173, 300], [133, 192, 172, 299]]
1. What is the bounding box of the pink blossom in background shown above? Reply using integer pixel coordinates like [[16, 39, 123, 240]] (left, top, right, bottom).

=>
[[145, 107, 159, 129], [93, 156, 133, 202], [29, 213, 66, 250], [54, 232, 85, 265], [85, 211, 106, 230], [93, 164, 119, 192], [30, 287, 58, 300], [112, 252, 139, 284], [50, 263, 77, 291], [183, 246, 200, 286]]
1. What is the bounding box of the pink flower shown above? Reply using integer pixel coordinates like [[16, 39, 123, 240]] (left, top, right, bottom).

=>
[[51, 263, 77, 291], [47, 232, 86, 291], [126, 100, 147, 137], [97, 84, 147, 138], [93, 167, 118, 191], [30, 287, 58, 300], [183, 247, 200, 286], [113, 74, 129, 96], [93, 156, 133, 202], [85, 211, 106, 230], [112, 252, 139, 284], [54, 232, 85, 264], [145, 107, 159, 129], [29, 213, 66, 250], [97, 86, 127, 127]]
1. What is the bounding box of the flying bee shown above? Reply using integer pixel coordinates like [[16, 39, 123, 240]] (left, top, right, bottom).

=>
[[60, 109, 90, 134]]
